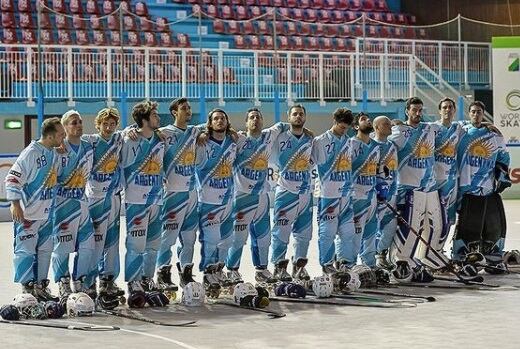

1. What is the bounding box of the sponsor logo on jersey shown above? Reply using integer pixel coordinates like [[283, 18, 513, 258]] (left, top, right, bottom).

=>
[[9, 169, 21, 177]]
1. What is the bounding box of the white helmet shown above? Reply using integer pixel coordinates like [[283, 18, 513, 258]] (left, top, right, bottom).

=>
[[390, 261, 413, 284], [12, 293, 38, 312], [233, 282, 257, 304], [342, 271, 361, 292], [312, 275, 333, 298], [181, 282, 205, 307], [66, 292, 95, 317]]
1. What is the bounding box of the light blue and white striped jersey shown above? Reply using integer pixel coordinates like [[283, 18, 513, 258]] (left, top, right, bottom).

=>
[[311, 130, 352, 198], [433, 121, 465, 190], [374, 138, 398, 198], [161, 125, 201, 193], [121, 134, 165, 205], [196, 135, 237, 204], [351, 137, 381, 199], [84, 132, 124, 198], [388, 123, 436, 192], [56, 139, 94, 202], [457, 125, 510, 196], [5, 141, 58, 220], [234, 122, 287, 195], [271, 130, 314, 194]]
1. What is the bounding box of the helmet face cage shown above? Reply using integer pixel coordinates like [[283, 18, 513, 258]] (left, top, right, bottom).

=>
[[12, 293, 38, 315], [233, 282, 257, 304], [182, 282, 205, 306], [312, 275, 334, 298]]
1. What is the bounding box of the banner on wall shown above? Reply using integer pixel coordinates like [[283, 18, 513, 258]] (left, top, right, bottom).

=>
[[0, 155, 18, 221], [492, 36, 520, 199]]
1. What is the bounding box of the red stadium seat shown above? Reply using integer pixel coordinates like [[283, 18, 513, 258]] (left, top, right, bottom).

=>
[[135, 2, 148, 16], [246, 0, 256, 5], [213, 19, 225, 33], [72, 15, 86, 29], [257, 20, 271, 35], [293, 8, 304, 20], [384, 12, 395, 23], [370, 12, 383, 22], [408, 15, 417, 25], [107, 14, 119, 30], [76, 29, 90, 45], [89, 15, 103, 29], [339, 24, 352, 37], [18, 0, 32, 12], [143, 31, 157, 46], [306, 37, 319, 50], [286, 21, 298, 35], [0, 0, 14, 11], [418, 28, 426, 39], [2, 28, 17, 44], [363, 0, 375, 11], [275, 21, 284, 34], [69, 0, 83, 14], [335, 38, 347, 51], [379, 26, 391, 37], [350, 0, 361, 10], [52, 0, 66, 12], [102, 0, 115, 14], [40, 12, 52, 28], [318, 9, 331, 22], [396, 13, 406, 24], [250, 6, 262, 17], [299, 0, 311, 8], [93, 30, 106, 45], [217, 0, 228, 5], [374, 0, 388, 11], [278, 36, 292, 50], [393, 27, 403, 38], [21, 29, 36, 44], [221, 5, 234, 19], [40, 29, 54, 44], [306, 9, 318, 21], [249, 35, 261, 49], [123, 15, 136, 31], [293, 36, 304, 50], [207, 5, 218, 17], [57, 30, 73, 45], [273, 0, 283, 7], [119, 0, 131, 13], [228, 21, 240, 34], [236, 5, 249, 19], [314, 23, 325, 36], [279, 7, 290, 18], [345, 11, 357, 21], [86, 0, 99, 14], [321, 37, 333, 51], [108, 30, 122, 46], [324, 0, 335, 9], [337, 0, 349, 9], [19, 12, 35, 28], [234, 35, 247, 49], [300, 22, 311, 35], [325, 26, 338, 37], [231, 0, 244, 5], [139, 16, 153, 32], [311, 0, 323, 9], [243, 21, 255, 34], [177, 33, 191, 48], [156, 17, 170, 32], [352, 24, 363, 36], [258, 0, 270, 6], [331, 10, 344, 23], [128, 31, 141, 46], [1, 12, 15, 28], [367, 25, 378, 37], [159, 32, 174, 47], [264, 35, 274, 49], [55, 14, 70, 29], [286, 0, 297, 7]]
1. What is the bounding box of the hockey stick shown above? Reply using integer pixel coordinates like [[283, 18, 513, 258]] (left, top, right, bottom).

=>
[[0, 319, 120, 331], [352, 290, 436, 302], [212, 300, 286, 318], [383, 201, 484, 285], [270, 296, 417, 308], [97, 309, 197, 327]]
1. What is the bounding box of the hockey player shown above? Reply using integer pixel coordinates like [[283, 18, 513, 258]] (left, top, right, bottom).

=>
[[83, 108, 125, 302], [120, 101, 166, 305], [155, 98, 200, 290], [225, 108, 287, 285], [453, 101, 511, 272], [51, 110, 96, 299], [195, 108, 237, 294], [5, 118, 64, 299], [270, 104, 314, 281], [350, 113, 381, 268], [388, 97, 442, 282], [311, 108, 355, 275], [372, 116, 398, 270]]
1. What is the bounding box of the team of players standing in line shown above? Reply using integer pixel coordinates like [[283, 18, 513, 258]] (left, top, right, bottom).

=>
[[5, 96, 512, 307]]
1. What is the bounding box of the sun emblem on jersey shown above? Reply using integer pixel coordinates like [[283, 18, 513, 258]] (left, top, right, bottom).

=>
[[288, 153, 310, 171], [413, 140, 433, 158], [468, 139, 493, 159], [140, 154, 162, 175], [334, 153, 351, 171], [179, 148, 196, 166], [385, 157, 397, 171], [98, 153, 119, 174], [43, 168, 57, 187], [250, 153, 269, 170], [437, 141, 456, 158], [360, 160, 378, 176], [215, 159, 233, 178], [64, 168, 89, 188]]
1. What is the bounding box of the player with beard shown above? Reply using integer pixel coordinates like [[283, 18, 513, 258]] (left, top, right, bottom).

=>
[[350, 113, 381, 268], [195, 109, 238, 294], [270, 104, 314, 282]]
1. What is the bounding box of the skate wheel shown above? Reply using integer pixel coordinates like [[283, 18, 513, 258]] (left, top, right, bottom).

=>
[[119, 296, 126, 305]]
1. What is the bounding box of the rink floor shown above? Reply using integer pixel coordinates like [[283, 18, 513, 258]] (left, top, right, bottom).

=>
[[1, 201, 520, 349]]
